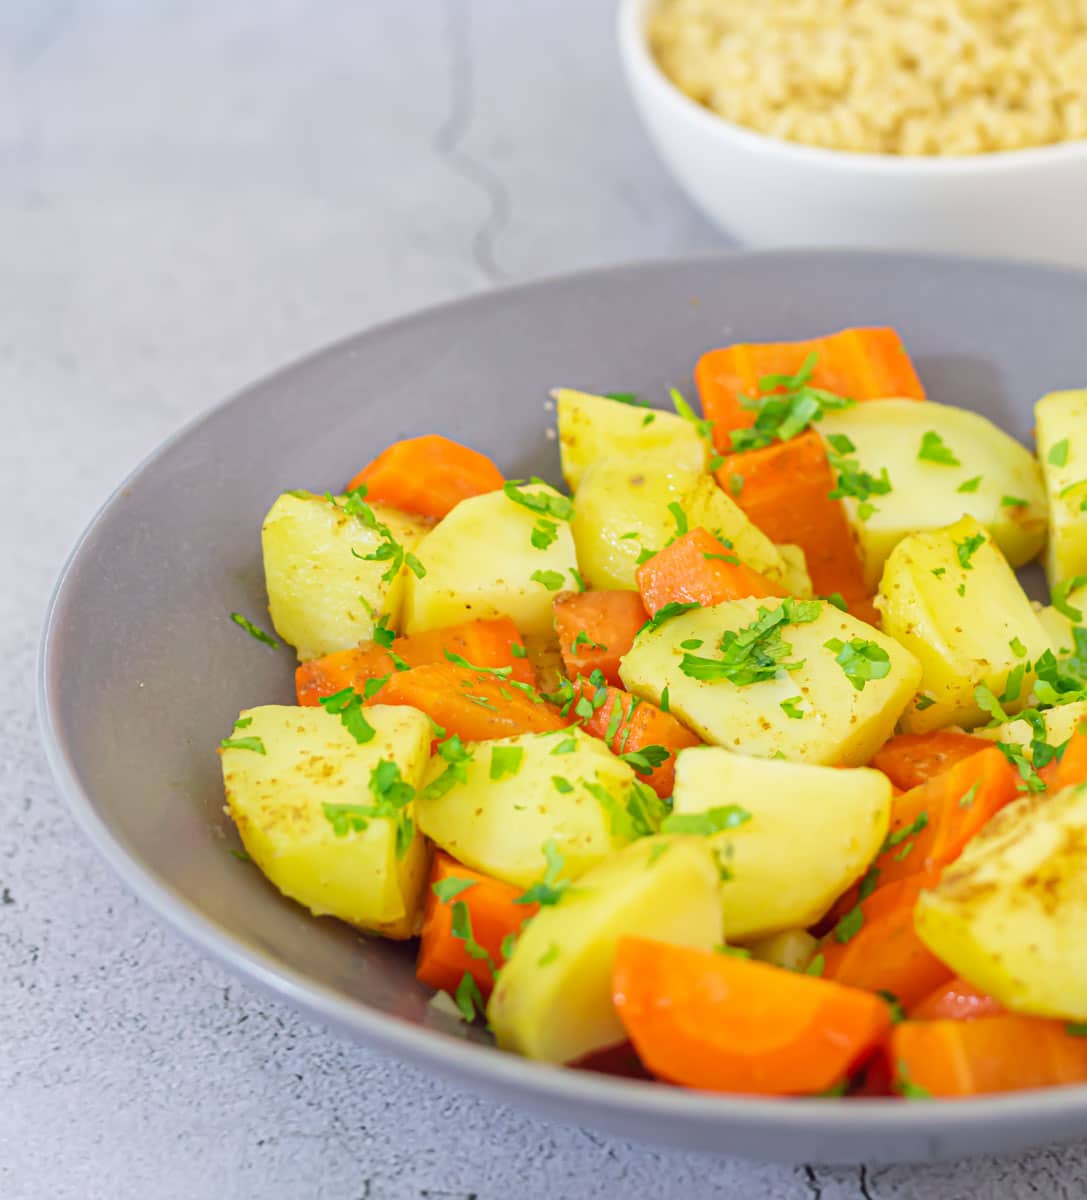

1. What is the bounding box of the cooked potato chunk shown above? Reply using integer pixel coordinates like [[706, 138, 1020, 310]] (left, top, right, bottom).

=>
[[915, 783, 1087, 1020], [402, 482, 577, 638], [571, 456, 786, 592], [263, 491, 431, 662], [1036, 389, 1087, 588], [744, 928, 819, 972], [619, 598, 920, 765], [487, 835, 721, 1062], [221, 704, 432, 938], [777, 543, 814, 599], [672, 747, 891, 939], [820, 399, 1047, 589], [415, 727, 661, 889], [556, 388, 706, 491], [877, 516, 1055, 733]]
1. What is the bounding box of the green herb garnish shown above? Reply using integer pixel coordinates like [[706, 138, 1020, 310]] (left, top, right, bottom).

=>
[[319, 686, 376, 745], [918, 431, 960, 466], [230, 612, 279, 648], [823, 637, 891, 691]]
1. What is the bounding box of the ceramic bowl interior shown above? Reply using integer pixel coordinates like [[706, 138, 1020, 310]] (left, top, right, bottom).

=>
[[39, 250, 1087, 1164]]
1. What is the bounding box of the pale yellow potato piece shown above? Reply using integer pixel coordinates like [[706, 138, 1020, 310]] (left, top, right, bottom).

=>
[[974, 699, 1087, 759], [877, 515, 1055, 733], [672, 747, 891, 939], [555, 388, 706, 492], [915, 783, 1087, 1020], [744, 929, 819, 972], [571, 455, 787, 592], [820, 399, 1047, 589], [620, 598, 920, 765], [415, 727, 659, 889], [221, 704, 432, 939], [402, 483, 577, 638], [1036, 389, 1087, 588], [487, 835, 721, 1063], [777, 543, 814, 599], [262, 491, 431, 662]]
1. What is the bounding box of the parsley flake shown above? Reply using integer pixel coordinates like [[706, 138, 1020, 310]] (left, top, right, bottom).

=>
[[454, 972, 486, 1023], [516, 839, 570, 907], [680, 598, 820, 685], [531, 569, 565, 591], [1001, 495, 1028, 508], [896, 1061, 932, 1100], [1052, 576, 1087, 623], [531, 518, 559, 550], [956, 475, 983, 493], [823, 637, 892, 691], [659, 685, 671, 713], [503, 479, 574, 522], [538, 943, 560, 967], [230, 612, 279, 649], [433, 876, 477, 903], [319, 686, 376, 745], [660, 804, 751, 836], [834, 905, 864, 943], [489, 745, 524, 781], [551, 775, 574, 794], [731, 352, 855, 452], [640, 601, 701, 634], [955, 532, 986, 569], [220, 735, 266, 755], [805, 953, 825, 977], [618, 744, 671, 776], [780, 696, 806, 719], [1010, 636, 1028, 658], [1049, 439, 1071, 468], [918, 431, 960, 466]]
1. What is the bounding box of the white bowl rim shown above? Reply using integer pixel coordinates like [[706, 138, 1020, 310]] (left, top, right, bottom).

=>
[[618, 0, 1087, 175]]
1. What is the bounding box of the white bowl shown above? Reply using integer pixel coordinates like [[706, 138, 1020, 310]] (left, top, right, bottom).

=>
[[618, 0, 1087, 266]]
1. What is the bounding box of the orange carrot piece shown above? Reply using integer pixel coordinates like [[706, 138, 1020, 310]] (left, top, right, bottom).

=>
[[554, 590, 648, 688], [347, 434, 504, 520], [861, 746, 1019, 895], [613, 937, 892, 1096], [368, 662, 568, 742], [871, 731, 989, 792], [416, 851, 536, 998], [635, 528, 785, 613], [715, 430, 869, 609], [909, 978, 1005, 1022], [576, 679, 701, 798], [891, 1017, 1087, 1097], [296, 643, 395, 707], [295, 617, 534, 706], [695, 327, 926, 453], [821, 872, 953, 1009]]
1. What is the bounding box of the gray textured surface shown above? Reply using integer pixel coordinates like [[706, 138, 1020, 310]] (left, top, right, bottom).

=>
[[3, 2, 1085, 1196]]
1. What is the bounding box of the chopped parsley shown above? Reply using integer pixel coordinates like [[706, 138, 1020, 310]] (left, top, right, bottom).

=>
[[605, 391, 647, 407], [1052, 576, 1087, 623], [572, 630, 606, 654], [915, 693, 936, 711], [659, 686, 671, 713], [450, 900, 493, 964], [1001, 495, 1028, 508], [954, 532, 986, 570], [1049, 439, 1071, 468], [510, 642, 527, 659], [878, 990, 906, 1024], [420, 735, 474, 800], [680, 598, 821, 685], [995, 740, 1046, 793], [958, 782, 979, 809], [640, 601, 701, 634], [550, 735, 579, 755], [220, 735, 266, 755], [334, 488, 426, 582], [680, 638, 704, 650], [805, 954, 825, 977], [454, 972, 486, 1023], [826, 433, 856, 455], [884, 812, 929, 852], [531, 569, 565, 591], [551, 775, 574, 794], [362, 676, 389, 701], [229, 847, 253, 862], [660, 804, 751, 836], [974, 684, 1009, 725], [502, 478, 574, 521], [1066, 1022, 1087, 1036], [670, 387, 716, 451], [780, 696, 806, 719], [833, 905, 864, 944], [516, 839, 570, 907], [433, 876, 477, 903], [569, 567, 586, 592], [857, 865, 880, 900], [318, 686, 376, 744], [956, 475, 983, 493], [531, 518, 559, 550], [618, 744, 671, 776], [667, 501, 689, 540], [371, 615, 396, 650], [825, 438, 892, 517], [931, 567, 946, 579], [1010, 636, 1028, 658], [715, 944, 753, 959], [323, 759, 416, 858], [824, 592, 848, 612], [538, 943, 560, 967], [730, 353, 855, 452], [917, 431, 960, 466], [823, 637, 892, 691], [489, 745, 524, 781], [232, 716, 253, 730], [230, 612, 279, 649], [1001, 664, 1027, 704]]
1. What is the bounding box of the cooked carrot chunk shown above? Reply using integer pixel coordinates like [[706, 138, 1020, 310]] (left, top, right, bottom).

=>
[[348, 434, 504, 519], [635, 527, 784, 613], [554, 590, 648, 688]]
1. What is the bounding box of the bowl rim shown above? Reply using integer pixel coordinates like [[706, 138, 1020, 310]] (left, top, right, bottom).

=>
[[37, 247, 1087, 1147], [617, 0, 1087, 175]]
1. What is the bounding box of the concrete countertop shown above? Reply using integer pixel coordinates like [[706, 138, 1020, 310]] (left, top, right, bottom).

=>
[[2, 2, 1084, 1196]]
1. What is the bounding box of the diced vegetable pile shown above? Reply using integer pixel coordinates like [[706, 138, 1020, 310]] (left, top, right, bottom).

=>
[[219, 328, 1087, 1100]]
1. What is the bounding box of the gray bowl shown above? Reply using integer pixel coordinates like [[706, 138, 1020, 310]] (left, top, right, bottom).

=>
[[39, 250, 1087, 1164]]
